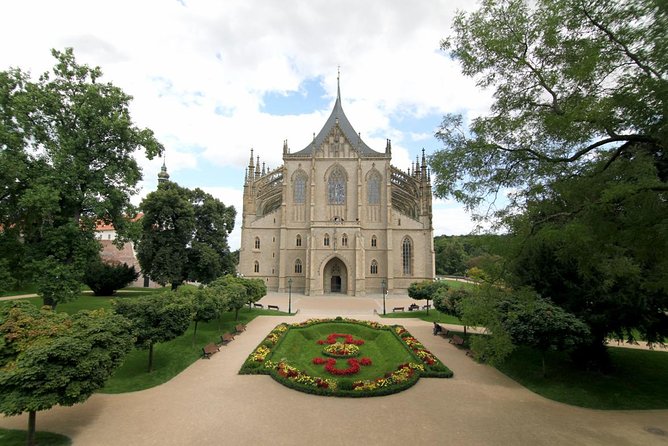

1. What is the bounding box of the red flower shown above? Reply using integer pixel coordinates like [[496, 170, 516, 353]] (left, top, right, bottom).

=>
[[360, 357, 372, 366]]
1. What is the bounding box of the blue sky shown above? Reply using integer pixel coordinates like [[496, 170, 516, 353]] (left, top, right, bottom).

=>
[[0, 0, 494, 249]]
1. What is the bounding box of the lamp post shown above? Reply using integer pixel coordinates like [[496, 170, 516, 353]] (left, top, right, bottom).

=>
[[381, 279, 386, 315], [288, 278, 293, 314]]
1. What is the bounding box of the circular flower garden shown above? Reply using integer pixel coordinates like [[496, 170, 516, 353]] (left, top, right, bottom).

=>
[[239, 318, 453, 397]]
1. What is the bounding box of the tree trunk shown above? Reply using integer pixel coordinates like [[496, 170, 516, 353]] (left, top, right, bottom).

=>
[[542, 352, 547, 378], [192, 320, 199, 347], [27, 410, 36, 446], [148, 342, 154, 373], [171, 281, 179, 291], [235, 308, 239, 321], [426, 299, 430, 315], [464, 325, 467, 336]]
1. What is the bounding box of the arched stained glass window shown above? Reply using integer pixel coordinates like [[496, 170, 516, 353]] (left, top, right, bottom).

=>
[[294, 259, 302, 274], [371, 235, 377, 247], [367, 173, 381, 204], [294, 174, 307, 204], [254, 261, 260, 273], [341, 234, 348, 247], [328, 168, 346, 204], [296, 234, 302, 247], [402, 237, 412, 275], [324, 234, 330, 246], [370, 260, 378, 275], [254, 237, 260, 249]]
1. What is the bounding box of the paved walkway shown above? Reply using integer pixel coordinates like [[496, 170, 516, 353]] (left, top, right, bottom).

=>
[[1, 293, 667, 445]]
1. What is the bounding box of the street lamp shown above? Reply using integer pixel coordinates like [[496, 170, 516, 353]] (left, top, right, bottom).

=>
[[381, 279, 386, 315], [288, 278, 293, 315]]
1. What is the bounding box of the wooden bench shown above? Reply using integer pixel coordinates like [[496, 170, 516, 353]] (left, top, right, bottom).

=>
[[422, 304, 431, 310], [202, 343, 220, 359], [218, 333, 235, 346], [267, 304, 280, 311], [235, 324, 247, 333], [408, 303, 419, 311], [253, 303, 264, 309], [392, 306, 404, 312], [450, 335, 465, 346]]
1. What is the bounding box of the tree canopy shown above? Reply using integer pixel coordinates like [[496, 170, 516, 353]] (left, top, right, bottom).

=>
[[0, 301, 134, 445], [433, 0, 666, 214], [136, 181, 236, 289], [0, 48, 163, 307], [113, 293, 193, 372], [432, 0, 667, 365]]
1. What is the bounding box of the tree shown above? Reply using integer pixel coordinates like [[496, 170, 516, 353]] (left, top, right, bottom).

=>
[[83, 260, 139, 296], [137, 182, 236, 290], [0, 300, 133, 446], [113, 293, 193, 372], [178, 287, 224, 345], [433, 0, 666, 214], [209, 275, 265, 320], [500, 297, 590, 377], [408, 280, 449, 315], [433, 287, 473, 334], [434, 237, 467, 275], [0, 48, 162, 308], [432, 0, 667, 366]]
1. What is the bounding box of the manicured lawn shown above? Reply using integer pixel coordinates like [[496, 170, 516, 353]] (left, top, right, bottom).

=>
[[101, 307, 289, 393], [271, 322, 415, 380], [14, 291, 159, 315], [0, 428, 71, 446], [381, 309, 462, 325], [0, 283, 38, 297], [495, 345, 668, 410]]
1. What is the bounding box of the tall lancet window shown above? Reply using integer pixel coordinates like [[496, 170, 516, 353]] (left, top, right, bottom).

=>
[[402, 237, 413, 276], [328, 168, 346, 204], [367, 173, 381, 204], [294, 174, 307, 204]]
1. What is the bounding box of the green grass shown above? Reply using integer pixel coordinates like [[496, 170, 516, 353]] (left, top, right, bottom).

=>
[[438, 279, 477, 290], [381, 309, 462, 325], [0, 428, 71, 446], [495, 345, 668, 410], [271, 323, 415, 380], [101, 307, 289, 393], [0, 283, 38, 297]]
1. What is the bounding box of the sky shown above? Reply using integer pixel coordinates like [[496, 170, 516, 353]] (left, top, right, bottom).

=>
[[0, 0, 494, 250]]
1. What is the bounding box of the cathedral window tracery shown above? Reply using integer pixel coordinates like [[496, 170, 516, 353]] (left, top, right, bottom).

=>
[[294, 259, 302, 274], [402, 237, 413, 275], [328, 167, 346, 204], [370, 260, 378, 275], [254, 237, 260, 249]]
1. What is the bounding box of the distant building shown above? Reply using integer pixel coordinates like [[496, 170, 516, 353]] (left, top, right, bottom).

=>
[[239, 78, 434, 295]]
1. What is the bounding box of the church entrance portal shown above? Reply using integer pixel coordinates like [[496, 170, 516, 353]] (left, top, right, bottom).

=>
[[324, 257, 347, 294]]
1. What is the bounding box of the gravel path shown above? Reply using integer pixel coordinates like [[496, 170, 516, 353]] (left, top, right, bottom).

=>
[[1, 294, 667, 445]]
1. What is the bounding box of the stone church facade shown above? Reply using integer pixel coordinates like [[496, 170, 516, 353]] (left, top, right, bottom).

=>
[[239, 81, 434, 295]]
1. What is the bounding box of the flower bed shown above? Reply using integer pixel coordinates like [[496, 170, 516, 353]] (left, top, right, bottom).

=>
[[239, 318, 453, 397]]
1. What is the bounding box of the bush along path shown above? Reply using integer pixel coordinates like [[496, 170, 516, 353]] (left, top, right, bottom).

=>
[[239, 317, 452, 397]]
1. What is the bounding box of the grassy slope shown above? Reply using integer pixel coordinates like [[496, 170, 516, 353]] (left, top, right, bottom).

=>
[[102, 307, 289, 393], [495, 345, 668, 410]]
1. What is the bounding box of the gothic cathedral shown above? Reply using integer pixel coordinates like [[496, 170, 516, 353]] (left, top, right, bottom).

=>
[[239, 80, 434, 295]]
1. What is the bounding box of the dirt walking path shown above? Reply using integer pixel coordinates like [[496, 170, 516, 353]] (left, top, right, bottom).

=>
[[1, 294, 666, 445]]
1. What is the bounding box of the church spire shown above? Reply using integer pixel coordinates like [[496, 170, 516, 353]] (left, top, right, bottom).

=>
[[157, 157, 170, 184], [337, 66, 341, 102]]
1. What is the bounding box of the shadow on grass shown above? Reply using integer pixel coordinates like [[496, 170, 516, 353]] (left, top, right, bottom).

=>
[[0, 428, 71, 446]]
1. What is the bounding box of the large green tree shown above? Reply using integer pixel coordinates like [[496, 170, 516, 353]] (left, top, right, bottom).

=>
[[432, 0, 667, 365], [137, 181, 236, 289], [113, 293, 193, 373], [0, 301, 134, 446], [433, 0, 666, 213], [0, 48, 163, 307]]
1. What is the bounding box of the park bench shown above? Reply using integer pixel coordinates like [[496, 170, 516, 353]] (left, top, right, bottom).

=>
[[202, 343, 220, 359], [235, 324, 247, 333], [422, 304, 431, 310], [408, 303, 419, 311], [392, 306, 404, 312], [267, 304, 280, 311], [218, 333, 235, 346], [450, 335, 465, 346], [253, 303, 264, 309]]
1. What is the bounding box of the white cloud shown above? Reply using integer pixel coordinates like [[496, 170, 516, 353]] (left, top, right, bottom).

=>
[[1, 0, 493, 249]]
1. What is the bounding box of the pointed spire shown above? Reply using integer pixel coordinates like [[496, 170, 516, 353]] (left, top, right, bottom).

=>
[[255, 156, 260, 178], [158, 156, 170, 184], [283, 139, 288, 155], [415, 155, 420, 177], [337, 66, 341, 102], [262, 162, 266, 176], [386, 139, 392, 155]]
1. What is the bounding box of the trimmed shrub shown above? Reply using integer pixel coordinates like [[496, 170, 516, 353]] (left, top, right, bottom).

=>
[[84, 260, 139, 296]]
